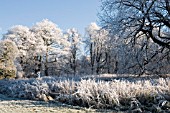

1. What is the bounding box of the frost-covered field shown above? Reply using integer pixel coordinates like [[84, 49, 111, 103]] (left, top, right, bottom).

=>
[[0, 94, 95, 113], [0, 74, 170, 112]]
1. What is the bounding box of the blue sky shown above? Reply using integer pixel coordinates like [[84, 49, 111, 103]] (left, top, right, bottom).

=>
[[0, 0, 100, 37]]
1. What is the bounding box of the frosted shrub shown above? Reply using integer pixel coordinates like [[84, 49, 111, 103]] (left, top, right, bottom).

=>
[[76, 79, 120, 108], [0, 76, 169, 109], [0, 79, 50, 100]]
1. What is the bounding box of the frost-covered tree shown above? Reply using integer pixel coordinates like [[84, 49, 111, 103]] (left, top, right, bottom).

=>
[[99, 0, 170, 75], [3, 20, 71, 77], [85, 23, 112, 74], [85, 23, 99, 74], [0, 40, 18, 78], [3, 25, 36, 77], [65, 28, 82, 75], [100, 0, 170, 49], [31, 19, 70, 76]]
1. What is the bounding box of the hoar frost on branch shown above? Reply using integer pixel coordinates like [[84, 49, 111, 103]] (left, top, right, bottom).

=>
[[3, 19, 71, 77], [100, 0, 170, 48], [64, 28, 82, 75], [31, 19, 70, 76], [3, 25, 38, 77], [2, 17, 169, 77], [85, 23, 117, 74], [99, 0, 170, 75]]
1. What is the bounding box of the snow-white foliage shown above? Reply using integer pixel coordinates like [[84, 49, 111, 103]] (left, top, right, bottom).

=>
[[2, 19, 169, 77], [0, 75, 169, 109], [85, 23, 113, 74], [3, 19, 72, 77], [4, 25, 35, 57], [3, 25, 37, 77], [66, 28, 81, 47], [64, 28, 82, 75], [31, 19, 71, 76], [31, 19, 71, 57], [32, 19, 65, 53]]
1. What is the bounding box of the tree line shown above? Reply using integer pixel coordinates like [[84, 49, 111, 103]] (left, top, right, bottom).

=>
[[0, 0, 169, 78]]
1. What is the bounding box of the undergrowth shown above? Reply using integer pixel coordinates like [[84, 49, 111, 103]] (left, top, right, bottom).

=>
[[0, 75, 169, 112]]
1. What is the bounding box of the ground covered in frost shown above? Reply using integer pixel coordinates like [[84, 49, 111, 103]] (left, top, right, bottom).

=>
[[0, 74, 170, 112], [0, 94, 98, 113]]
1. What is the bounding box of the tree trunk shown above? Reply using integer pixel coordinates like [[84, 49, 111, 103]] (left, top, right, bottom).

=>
[[114, 61, 118, 73], [90, 43, 95, 74], [45, 47, 49, 76]]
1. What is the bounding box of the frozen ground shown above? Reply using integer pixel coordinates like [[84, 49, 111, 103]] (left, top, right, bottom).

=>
[[0, 94, 97, 113]]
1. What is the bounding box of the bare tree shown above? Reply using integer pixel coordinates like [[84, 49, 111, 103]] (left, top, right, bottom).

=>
[[100, 0, 170, 75], [100, 0, 170, 49]]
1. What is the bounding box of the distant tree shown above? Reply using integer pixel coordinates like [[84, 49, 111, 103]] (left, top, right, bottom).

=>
[[65, 28, 82, 75], [85, 23, 111, 74]]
